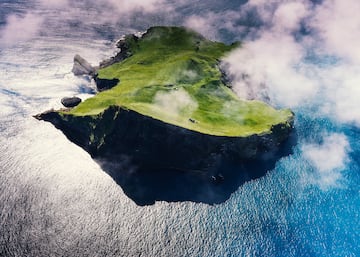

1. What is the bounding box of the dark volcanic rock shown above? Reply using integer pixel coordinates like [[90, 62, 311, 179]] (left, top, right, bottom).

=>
[[99, 34, 138, 69], [94, 76, 120, 91], [61, 97, 82, 108]]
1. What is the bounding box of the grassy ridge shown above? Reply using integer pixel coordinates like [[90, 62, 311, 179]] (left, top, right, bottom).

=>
[[69, 26, 292, 137]]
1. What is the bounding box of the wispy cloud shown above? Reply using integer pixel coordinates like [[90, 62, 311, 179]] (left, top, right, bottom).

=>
[[184, 14, 220, 40], [183, 9, 251, 41], [217, 0, 360, 127], [311, 0, 360, 64], [0, 13, 43, 47], [154, 88, 198, 116], [302, 133, 349, 190], [222, 31, 316, 106]]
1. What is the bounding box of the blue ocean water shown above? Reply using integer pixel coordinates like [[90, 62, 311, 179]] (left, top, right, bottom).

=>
[[0, 1, 359, 256]]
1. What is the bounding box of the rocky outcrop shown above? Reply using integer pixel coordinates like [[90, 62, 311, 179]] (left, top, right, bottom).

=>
[[61, 97, 82, 108], [71, 53, 120, 92], [72, 54, 96, 76], [35, 106, 294, 171], [99, 34, 138, 69], [70, 35, 136, 92], [94, 76, 119, 91]]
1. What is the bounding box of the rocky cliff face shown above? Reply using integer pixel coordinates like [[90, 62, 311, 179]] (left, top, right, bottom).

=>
[[35, 106, 294, 171]]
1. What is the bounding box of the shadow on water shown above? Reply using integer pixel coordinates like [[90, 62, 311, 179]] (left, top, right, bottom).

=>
[[97, 131, 297, 206]]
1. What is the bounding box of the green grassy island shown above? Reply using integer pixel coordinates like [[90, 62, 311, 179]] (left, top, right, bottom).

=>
[[36, 26, 294, 171], [71, 26, 292, 137]]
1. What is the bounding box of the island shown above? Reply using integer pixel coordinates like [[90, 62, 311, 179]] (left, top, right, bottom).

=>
[[35, 26, 294, 173]]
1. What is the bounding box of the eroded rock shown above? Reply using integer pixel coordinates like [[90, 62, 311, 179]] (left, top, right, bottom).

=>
[[72, 54, 96, 76]]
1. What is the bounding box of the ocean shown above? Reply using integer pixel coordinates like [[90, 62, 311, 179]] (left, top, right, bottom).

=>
[[0, 0, 359, 256]]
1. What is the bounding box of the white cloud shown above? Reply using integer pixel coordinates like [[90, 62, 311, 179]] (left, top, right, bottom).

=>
[[183, 10, 247, 41], [272, 1, 309, 32], [0, 13, 43, 47], [184, 14, 219, 40], [311, 0, 360, 63], [308, 0, 360, 126], [154, 88, 198, 116], [221, 1, 316, 107], [302, 133, 349, 190], [318, 65, 360, 127], [220, 0, 360, 128], [223, 27, 318, 107]]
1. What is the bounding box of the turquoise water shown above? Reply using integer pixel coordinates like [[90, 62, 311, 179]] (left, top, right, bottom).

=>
[[0, 1, 359, 256]]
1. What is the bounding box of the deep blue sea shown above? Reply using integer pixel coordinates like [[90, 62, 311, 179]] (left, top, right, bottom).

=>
[[0, 1, 359, 256]]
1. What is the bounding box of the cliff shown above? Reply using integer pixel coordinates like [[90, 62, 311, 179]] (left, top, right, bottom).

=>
[[35, 26, 295, 173], [35, 106, 293, 171]]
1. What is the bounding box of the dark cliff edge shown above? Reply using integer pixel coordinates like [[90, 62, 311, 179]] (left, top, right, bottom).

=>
[[34, 106, 296, 205]]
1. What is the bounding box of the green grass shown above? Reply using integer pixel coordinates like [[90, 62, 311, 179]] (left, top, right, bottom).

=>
[[69, 26, 293, 137]]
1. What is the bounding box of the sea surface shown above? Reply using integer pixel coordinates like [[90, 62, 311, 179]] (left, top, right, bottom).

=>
[[0, 1, 359, 256]]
